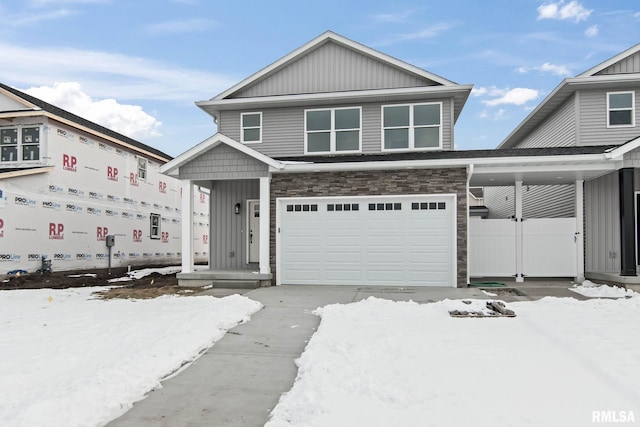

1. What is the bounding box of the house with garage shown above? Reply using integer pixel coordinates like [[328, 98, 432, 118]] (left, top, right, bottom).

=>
[[482, 42, 640, 285], [0, 83, 209, 275], [162, 31, 638, 288]]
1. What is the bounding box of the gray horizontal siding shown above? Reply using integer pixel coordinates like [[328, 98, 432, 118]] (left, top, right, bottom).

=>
[[624, 146, 640, 169], [578, 89, 640, 146], [484, 185, 575, 219], [517, 95, 576, 148], [210, 180, 259, 269], [233, 41, 434, 98], [219, 98, 453, 157], [596, 51, 640, 75], [585, 172, 620, 273], [179, 144, 268, 180]]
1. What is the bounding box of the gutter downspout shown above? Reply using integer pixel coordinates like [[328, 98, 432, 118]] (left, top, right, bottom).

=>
[[466, 164, 474, 287]]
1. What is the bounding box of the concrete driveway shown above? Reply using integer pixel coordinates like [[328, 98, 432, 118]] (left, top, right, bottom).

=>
[[107, 282, 579, 427]]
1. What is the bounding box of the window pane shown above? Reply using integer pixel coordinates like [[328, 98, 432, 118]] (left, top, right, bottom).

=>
[[1, 146, 17, 161], [244, 128, 260, 141], [242, 113, 261, 127], [336, 130, 359, 151], [610, 110, 632, 126], [383, 106, 409, 127], [415, 127, 440, 148], [384, 129, 408, 149], [306, 110, 331, 131], [414, 104, 440, 126], [22, 127, 39, 144], [335, 108, 359, 129], [22, 145, 39, 161], [307, 132, 330, 152], [1, 128, 17, 145], [609, 93, 632, 109]]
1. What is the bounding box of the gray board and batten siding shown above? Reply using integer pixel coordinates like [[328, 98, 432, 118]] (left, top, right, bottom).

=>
[[595, 51, 640, 75], [218, 98, 454, 157], [229, 40, 438, 98], [209, 179, 259, 270], [585, 172, 621, 274], [177, 143, 269, 180]]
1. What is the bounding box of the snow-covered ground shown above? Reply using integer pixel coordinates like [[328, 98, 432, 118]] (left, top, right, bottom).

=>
[[0, 286, 262, 427], [267, 294, 640, 427], [570, 280, 638, 298]]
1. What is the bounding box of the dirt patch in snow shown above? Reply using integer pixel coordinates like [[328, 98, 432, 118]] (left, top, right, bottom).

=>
[[0, 267, 206, 299]]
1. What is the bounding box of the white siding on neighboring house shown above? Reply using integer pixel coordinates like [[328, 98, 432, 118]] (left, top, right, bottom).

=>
[[518, 95, 576, 148], [232, 41, 434, 98], [483, 185, 575, 219], [219, 99, 454, 157], [585, 172, 621, 273], [579, 89, 640, 146]]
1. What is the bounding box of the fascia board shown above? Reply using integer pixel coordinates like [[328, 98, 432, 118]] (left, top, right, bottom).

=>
[[210, 31, 458, 102], [0, 166, 54, 179], [276, 153, 611, 173], [605, 135, 640, 159], [198, 85, 474, 111]]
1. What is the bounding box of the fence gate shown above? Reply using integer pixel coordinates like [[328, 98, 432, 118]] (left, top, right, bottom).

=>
[[469, 218, 577, 278]]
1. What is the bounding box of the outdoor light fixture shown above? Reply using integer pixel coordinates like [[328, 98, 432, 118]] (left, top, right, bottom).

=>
[[234, 203, 241, 215]]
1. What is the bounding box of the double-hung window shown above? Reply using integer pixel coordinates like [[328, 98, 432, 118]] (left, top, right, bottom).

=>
[[0, 125, 41, 162], [137, 157, 147, 181], [607, 91, 635, 127], [382, 103, 441, 151], [150, 213, 161, 239], [241, 112, 262, 143], [305, 107, 361, 154]]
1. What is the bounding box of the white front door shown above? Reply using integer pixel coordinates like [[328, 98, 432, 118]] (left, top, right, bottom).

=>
[[248, 200, 260, 263]]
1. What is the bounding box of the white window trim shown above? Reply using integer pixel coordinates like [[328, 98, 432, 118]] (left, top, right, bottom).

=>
[[304, 106, 362, 155], [150, 213, 161, 239], [137, 156, 148, 182], [381, 102, 443, 152], [0, 124, 43, 164], [607, 91, 635, 128], [241, 112, 263, 144]]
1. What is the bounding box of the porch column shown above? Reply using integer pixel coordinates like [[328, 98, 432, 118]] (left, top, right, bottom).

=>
[[575, 180, 585, 283], [515, 181, 524, 282], [259, 176, 271, 274], [619, 168, 636, 276], [181, 181, 194, 273]]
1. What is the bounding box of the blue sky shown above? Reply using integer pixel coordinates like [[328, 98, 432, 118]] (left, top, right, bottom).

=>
[[0, 0, 638, 157]]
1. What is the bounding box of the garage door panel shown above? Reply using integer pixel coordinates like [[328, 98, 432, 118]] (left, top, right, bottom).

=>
[[280, 195, 455, 287]]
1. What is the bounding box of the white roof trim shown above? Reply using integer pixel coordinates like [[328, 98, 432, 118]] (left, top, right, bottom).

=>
[[160, 133, 283, 176], [211, 31, 456, 101], [277, 152, 613, 173], [578, 42, 640, 77], [0, 166, 54, 179], [605, 135, 640, 159]]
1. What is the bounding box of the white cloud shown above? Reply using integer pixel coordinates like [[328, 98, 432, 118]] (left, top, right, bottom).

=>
[[25, 82, 162, 140], [0, 42, 236, 103], [537, 1, 592, 22], [585, 24, 599, 37], [374, 23, 453, 46], [145, 18, 215, 35], [516, 62, 571, 76], [10, 9, 76, 26], [483, 88, 539, 106], [635, 12, 640, 18], [370, 10, 417, 23]]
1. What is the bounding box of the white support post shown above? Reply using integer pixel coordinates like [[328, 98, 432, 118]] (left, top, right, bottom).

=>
[[575, 180, 585, 283], [181, 181, 194, 274], [515, 181, 524, 283], [259, 176, 271, 274]]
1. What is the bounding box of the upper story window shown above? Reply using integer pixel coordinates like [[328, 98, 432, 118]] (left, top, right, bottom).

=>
[[382, 103, 442, 151], [1, 125, 41, 163], [607, 91, 635, 127], [305, 107, 361, 154], [137, 157, 147, 181], [241, 112, 262, 143]]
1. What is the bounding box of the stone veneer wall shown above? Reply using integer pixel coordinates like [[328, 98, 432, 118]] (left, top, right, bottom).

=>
[[269, 167, 468, 287]]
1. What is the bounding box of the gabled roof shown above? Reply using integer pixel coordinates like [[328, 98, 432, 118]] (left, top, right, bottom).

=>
[[196, 31, 472, 122], [578, 42, 640, 77], [0, 82, 172, 162], [160, 133, 283, 177], [212, 31, 457, 101], [498, 43, 640, 149]]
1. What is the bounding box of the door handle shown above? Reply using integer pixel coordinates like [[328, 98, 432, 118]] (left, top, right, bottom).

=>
[[250, 230, 253, 243]]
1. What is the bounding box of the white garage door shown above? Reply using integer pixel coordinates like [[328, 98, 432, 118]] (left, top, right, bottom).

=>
[[278, 195, 456, 287]]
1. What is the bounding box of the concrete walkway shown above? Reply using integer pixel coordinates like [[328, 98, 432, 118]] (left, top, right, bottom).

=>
[[107, 282, 578, 427]]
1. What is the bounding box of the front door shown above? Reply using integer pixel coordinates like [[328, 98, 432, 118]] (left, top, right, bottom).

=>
[[248, 200, 260, 263]]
